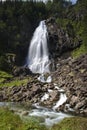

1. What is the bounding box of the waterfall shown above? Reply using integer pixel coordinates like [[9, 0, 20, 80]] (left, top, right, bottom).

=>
[[27, 21, 50, 74]]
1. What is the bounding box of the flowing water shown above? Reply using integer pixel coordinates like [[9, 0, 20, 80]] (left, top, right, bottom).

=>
[[27, 21, 50, 74], [0, 83, 73, 127], [0, 101, 71, 127], [24, 21, 72, 126], [0, 21, 73, 127]]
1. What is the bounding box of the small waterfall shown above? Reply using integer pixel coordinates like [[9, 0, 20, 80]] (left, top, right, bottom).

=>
[[27, 21, 50, 74]]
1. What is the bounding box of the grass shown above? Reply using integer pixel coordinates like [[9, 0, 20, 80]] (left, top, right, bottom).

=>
[[0, 70, 13, 78], [0, 107, 47, 130], [72, 43, 87, 58], [51, 117, 87, 130], [0, 70, 13, 85], [0, 107, 26, 130], [0, 70, 31, 88], [0, 78, 29, 88]]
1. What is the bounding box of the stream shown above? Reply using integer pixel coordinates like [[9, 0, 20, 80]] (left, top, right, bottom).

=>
[[0, 102, 71, 127], [0, 83, 73, 127]]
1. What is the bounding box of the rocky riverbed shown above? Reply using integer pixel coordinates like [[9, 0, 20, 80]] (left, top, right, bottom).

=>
[[0, 54, 87, 116]]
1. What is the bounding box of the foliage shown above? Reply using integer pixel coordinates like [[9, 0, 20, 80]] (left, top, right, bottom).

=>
[[56, 0, 87, 58], [51, 117, 87, 130], [46, 0, 71, 17], [0, 0, 71, 57], [55, 0, 87, 58], [0, 0, 87, 70], [71, 0, 87, 57], [0, 0, 48, 67]]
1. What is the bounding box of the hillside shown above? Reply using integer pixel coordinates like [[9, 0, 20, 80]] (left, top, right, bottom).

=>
[[0, 1, 87, 130], [0, 0, 87, 72]]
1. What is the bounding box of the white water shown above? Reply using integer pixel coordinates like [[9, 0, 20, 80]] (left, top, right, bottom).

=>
[[27, 21, 50, 74], [30, 103, 70, 127], [53, 83, 67, 110], [53, 93, 67, 111], [38, 74, 52, 83], [28, 84, 69, 127], [0, 93, 72, 127], [41, 93, 49, 102]]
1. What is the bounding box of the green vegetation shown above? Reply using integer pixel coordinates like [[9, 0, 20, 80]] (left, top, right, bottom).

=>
[[0, 108, 87, 130], [55, 0, 87, 58], [0, 107, 25, 130], [72, 43, 87, 58], [51, 117, 87, 130], [0, 78, 29, 88], [0, 70, 12, 78], [71, 0, 87, 58], [0, 70, 30, 88], [0, 0, 87, 70], [0, 0, 48, 69], [0, 70, 13, 84], [0, 1, 87, 129], [0, 107, 47, 130]]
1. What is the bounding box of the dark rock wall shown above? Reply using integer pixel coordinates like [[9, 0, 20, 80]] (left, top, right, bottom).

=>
[[46, 17, 82, 58]]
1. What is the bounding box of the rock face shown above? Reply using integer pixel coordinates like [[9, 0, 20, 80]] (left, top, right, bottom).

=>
[[52, 54, 87, 116], [46, 17, 82, 58]]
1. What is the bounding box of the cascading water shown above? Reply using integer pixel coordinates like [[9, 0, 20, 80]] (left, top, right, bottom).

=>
[[0, 22, 73, 128], [16, 20, 73, 127], [27, 21, 50, 75]]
